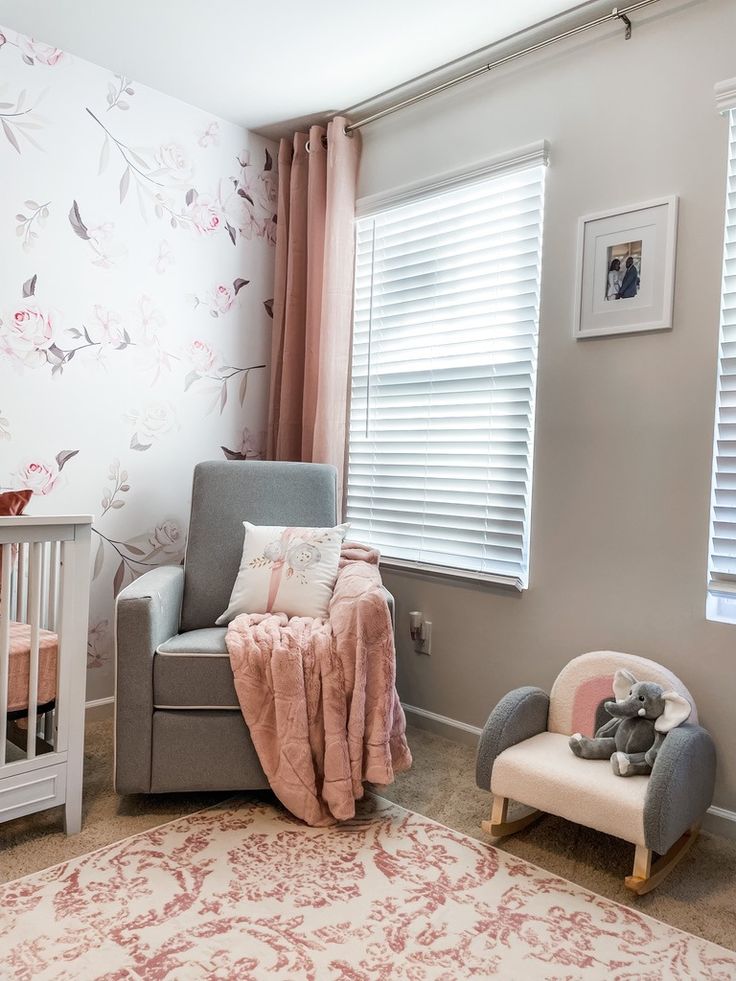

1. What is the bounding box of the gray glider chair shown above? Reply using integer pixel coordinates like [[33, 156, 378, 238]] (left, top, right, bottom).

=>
[[115, 460, 351, 795]]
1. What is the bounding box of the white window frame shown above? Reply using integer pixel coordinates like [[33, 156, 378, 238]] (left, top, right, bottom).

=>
[[707, 78, 736, 623], [347, 141, 549, 590]]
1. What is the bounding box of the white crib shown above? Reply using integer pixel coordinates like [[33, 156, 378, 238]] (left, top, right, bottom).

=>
[[0, 515, 91, 834]]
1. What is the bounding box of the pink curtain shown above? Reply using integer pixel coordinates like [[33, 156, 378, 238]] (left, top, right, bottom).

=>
[[267, 116, 361, 499]]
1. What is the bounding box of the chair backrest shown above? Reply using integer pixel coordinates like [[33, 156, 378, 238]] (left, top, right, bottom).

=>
[[548, 650, 698, 736], [180, 461, 338, 631]]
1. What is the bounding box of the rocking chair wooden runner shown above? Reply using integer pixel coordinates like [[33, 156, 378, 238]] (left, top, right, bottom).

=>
[[475, 651, 716, 894]]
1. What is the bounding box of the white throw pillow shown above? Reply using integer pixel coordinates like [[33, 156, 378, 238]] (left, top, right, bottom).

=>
[[216, 522, 349, 623]]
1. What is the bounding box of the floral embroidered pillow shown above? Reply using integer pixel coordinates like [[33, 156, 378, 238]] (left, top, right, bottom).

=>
[[216, 522, 349, 623]]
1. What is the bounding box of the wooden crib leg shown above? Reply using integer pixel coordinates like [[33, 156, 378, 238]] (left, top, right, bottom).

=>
[[482, 795, 544, 837]]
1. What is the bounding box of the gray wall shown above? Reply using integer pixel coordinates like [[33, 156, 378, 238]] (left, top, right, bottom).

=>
[[357, 0, 736, 810]]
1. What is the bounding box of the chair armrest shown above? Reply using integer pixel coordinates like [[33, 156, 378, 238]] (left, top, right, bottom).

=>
[[643, 723, 716, 854], [114, 565, 184, 793], [475, 686, 549, 791]]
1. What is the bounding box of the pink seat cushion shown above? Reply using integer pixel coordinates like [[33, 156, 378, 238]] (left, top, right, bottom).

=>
[[7, 621, 58, 713]]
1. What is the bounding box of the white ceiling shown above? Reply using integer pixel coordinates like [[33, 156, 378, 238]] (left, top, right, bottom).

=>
[[0, 0, 584, 136]]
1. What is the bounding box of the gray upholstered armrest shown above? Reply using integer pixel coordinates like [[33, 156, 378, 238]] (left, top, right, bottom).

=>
[[475, 686, 550, 792], [115, 565, 184, 793], [643, 723, 716, 854]]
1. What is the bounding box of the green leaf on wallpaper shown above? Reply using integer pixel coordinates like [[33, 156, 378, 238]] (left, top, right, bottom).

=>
[[92, 538, 105, 581], [263, 298, 274, 319], [69, 200, 90, 240], [239, 371, 249, 407], [221, 446, 246, 461], [129, 434, 152, 452], [119, 166, 131, 203], [56, 449, 79, 471], [98, 135, 110, 175], [184, 370, 200, 391], [127, 148, 149, 170], [226, 222, 237, 246], [219, 382, 228, 414], [264, 147, 273, 172], [112, 561, 125, 598], [185, 188, 195, 206], [2, 119, 21, 154], [22, 274, 37, 298], [233, 278, 250, 295]]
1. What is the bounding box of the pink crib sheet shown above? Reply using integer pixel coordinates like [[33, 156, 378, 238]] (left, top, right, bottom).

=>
[[7, 621, 58, 713]]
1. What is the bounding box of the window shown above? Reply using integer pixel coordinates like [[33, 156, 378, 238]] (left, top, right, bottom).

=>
[[346, 147, 547, 588], [707, 101, 736, 621]]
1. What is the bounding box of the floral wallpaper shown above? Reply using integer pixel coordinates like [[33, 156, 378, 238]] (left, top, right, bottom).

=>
[[0, 27, 277, 700]]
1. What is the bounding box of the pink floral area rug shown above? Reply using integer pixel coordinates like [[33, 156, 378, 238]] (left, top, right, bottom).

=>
[[1, 797, 734, 981]]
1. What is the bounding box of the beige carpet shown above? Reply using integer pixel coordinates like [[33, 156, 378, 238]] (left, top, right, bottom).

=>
[[2, 720, 735, 952]]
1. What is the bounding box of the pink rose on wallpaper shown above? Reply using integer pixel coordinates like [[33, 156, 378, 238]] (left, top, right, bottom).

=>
[[12, 450, 78, 496], [17, 36, 65, 66], [186, 339, 219, 375], [154, 143, 194, 185], [186, 193, 222, 234], [0, 302, 55, 369], [220, 185, 260, 240], [246, 171, 278, 216], [148, 520, 184, 557], [13, 459, 60, 496], [210, 284, 235, 315], [127, 400, 178, 451], [198, 122, 220, 148]]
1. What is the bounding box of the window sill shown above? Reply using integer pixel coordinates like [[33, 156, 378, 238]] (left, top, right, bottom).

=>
[[706, 591, 736, 624], [378, 557, 525, 591]]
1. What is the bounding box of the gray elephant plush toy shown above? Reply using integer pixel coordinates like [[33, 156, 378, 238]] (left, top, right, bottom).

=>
[[569, 668, 691, 776]]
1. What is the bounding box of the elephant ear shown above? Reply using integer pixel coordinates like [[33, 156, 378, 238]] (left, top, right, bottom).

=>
[[655, 691, 692, 733], [612, 668, 638, 702]]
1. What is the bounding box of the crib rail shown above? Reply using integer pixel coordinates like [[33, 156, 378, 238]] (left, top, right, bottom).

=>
[[0, 515, 91, 831]]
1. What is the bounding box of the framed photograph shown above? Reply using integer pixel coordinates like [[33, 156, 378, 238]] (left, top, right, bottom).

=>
[[574, 196, 678, 339]]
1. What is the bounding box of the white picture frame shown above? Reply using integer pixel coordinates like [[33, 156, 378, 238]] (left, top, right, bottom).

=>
[[573, 195, 678, 339]]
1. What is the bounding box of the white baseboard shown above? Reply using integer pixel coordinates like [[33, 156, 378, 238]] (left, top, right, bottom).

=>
[[703, 805, 736, 840], [85, 695, 114, 722], [402, 702, 482, 747], [402, 701, 736, 840]]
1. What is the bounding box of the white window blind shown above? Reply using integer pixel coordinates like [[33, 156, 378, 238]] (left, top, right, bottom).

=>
[[346, 153, 546, 588], [708, 107, 736, 598]]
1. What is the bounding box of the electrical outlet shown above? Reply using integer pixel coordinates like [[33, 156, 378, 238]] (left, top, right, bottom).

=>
[[415, 620, 432, 656]]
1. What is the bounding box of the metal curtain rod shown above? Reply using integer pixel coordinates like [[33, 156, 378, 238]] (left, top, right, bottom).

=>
[[344, 0, 662, 135]]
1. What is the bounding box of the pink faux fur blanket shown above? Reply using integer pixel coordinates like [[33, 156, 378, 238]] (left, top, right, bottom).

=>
[[225, 542, 412, 826]]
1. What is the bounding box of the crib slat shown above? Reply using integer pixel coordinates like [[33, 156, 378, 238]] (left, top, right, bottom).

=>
[[25, 541, 42, 760], [48, 540, 60, 631], [0, 543, 11, 767], [39, 542, 49, 630], [15, 542, 26, 622]]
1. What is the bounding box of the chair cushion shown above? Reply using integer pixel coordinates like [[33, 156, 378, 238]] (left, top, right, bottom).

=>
[[490, 731, 649, 846], [154, 628, 238, 709]]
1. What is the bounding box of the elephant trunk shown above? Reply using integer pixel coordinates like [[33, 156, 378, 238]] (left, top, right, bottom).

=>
[[604, 699, 640, 718]]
